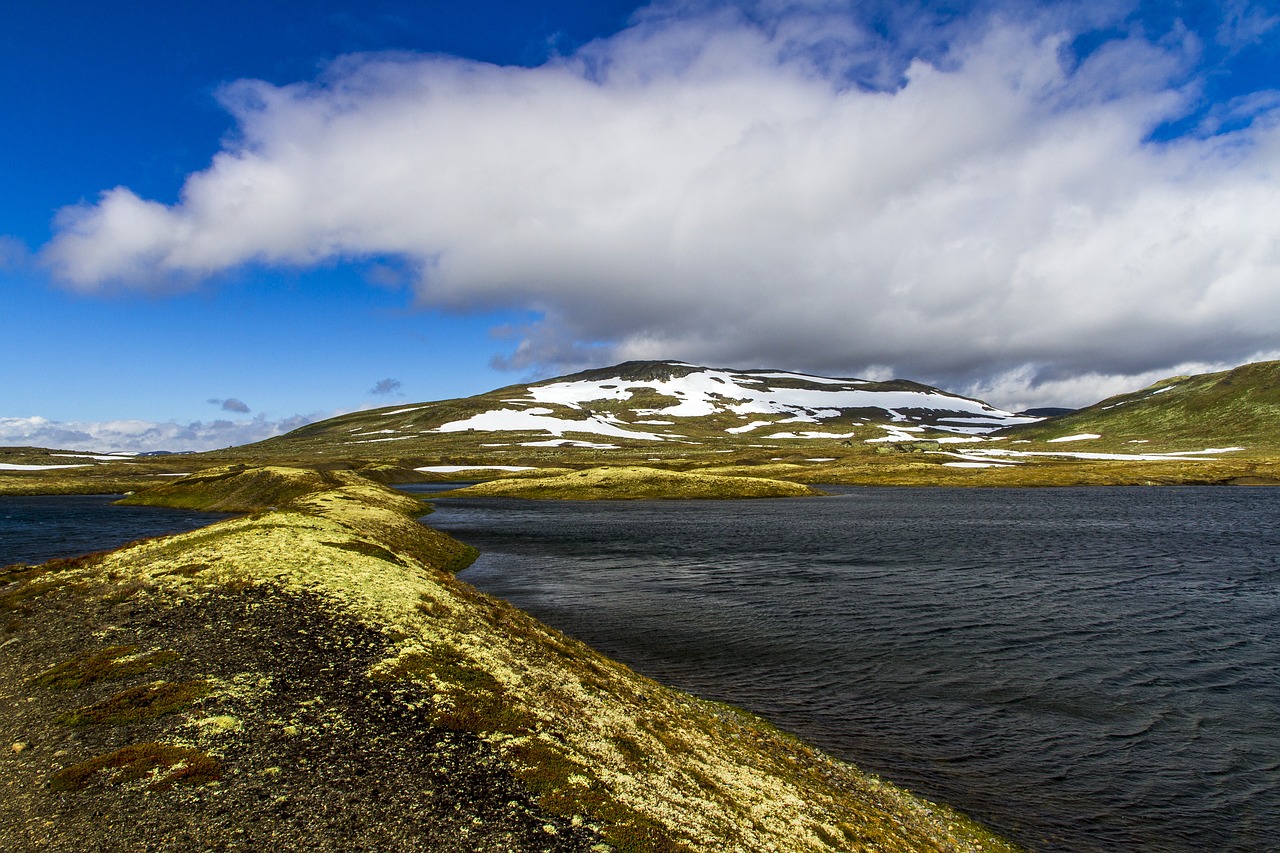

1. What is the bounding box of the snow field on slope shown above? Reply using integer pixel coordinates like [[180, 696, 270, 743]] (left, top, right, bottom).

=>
[[525, 369, 1021, 421], [427, 368, 1033, 440]]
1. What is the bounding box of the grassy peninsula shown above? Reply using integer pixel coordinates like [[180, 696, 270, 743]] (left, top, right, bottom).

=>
[[440, 465, 824, 500], [1, 466, 1020, 852]]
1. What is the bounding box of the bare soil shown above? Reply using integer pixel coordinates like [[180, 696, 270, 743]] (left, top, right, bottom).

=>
[[1, 568, 603, 852]]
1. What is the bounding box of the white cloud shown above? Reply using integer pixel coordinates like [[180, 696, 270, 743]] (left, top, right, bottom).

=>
[[960, 349, 1280, 411], [0, 414, 318, 454], [39, 3, 1280, 407]]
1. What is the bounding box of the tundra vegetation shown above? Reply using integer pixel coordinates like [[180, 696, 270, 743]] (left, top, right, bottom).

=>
[[5, 360, 1274, 848], [439, 466, 824, 500], [3, 360, 1278, 495], [1, 466, 1020, 852]]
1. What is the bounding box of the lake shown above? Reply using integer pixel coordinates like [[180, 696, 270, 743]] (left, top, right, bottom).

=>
[[0, 494, 233, 567], [412, 485, 1280, 853]]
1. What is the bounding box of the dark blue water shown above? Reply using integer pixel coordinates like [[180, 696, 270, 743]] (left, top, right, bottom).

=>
[[415, 486, 1280, 853], [0, 495, 234, 567]]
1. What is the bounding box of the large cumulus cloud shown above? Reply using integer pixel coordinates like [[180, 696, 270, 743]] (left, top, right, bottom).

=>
[[40, 2, 1280, 408]]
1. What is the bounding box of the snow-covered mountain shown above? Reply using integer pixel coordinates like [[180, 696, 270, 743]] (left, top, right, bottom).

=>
[[439, 361, 1033, 440], [272, 361, 1039, 455]]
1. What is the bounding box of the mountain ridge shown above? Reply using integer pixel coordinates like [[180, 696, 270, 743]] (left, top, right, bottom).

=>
[[4, 359, 1278, 491], [997, 359, 1280, 450], [256, 359, 1038, 459]]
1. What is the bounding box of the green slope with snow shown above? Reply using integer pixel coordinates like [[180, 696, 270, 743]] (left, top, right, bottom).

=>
[[998, 360, 1280, 454]]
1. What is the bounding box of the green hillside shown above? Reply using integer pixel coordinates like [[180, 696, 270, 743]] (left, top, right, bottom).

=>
[[1000, 360, 1280, 453]]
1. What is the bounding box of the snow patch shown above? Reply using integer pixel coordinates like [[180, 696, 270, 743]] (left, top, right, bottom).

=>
[[956, 446, 1244, 462], [1047, 433, 1101, 443], [726, 420, 773, 434], [522, 367, 1025, 431], [747, 372, 864, 385], [0, 463, 91, 471], [864, 425, 927, 443], [433, 409, 667, 441], [416, 465, 536, 473], [520, 439, 619, 449]]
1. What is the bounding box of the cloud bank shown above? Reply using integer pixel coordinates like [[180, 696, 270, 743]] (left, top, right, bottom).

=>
[[0, 414, 317, 454], [40, 1, 1280, 408]]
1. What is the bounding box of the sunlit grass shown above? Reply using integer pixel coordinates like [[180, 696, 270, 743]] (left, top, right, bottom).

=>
[[27, 465, 1020, 852]]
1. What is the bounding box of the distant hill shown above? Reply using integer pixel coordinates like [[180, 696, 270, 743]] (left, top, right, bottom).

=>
[[998, 360, 1280, 451], [240, 360, 1037, 462], [4, 360, 1278, 490]]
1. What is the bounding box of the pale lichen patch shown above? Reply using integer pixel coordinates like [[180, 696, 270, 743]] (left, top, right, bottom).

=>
[[83, 467, 1019, 853]]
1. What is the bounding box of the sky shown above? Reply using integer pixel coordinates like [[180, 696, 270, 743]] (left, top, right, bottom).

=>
[[3, 0, 1279, 452]]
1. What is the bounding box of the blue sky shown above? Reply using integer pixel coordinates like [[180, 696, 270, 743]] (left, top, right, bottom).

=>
[[3, 1, 1279, 451]]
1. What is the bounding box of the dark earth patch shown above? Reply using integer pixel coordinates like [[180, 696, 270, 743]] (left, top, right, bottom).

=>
[[0, 569, 603, 852]]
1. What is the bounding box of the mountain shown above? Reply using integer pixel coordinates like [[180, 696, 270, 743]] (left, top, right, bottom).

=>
[[4, 361, 1277, 492], [998, 359, 1280, 451], [234, 360, 1038, 462]]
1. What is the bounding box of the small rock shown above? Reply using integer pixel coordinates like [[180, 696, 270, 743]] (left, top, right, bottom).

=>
[[11, 742, 28, 754]]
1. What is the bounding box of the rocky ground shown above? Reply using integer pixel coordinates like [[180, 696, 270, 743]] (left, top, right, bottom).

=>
[[1, 562, 602, 852]]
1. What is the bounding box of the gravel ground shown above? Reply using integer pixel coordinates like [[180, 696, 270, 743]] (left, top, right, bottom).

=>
[[1, 566, 605, 852]]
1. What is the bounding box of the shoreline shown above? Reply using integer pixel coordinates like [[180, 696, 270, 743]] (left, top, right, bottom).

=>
[[2, 466, 1023, 852]]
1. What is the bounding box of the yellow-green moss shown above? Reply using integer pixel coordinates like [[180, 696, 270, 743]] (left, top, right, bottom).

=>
[[28, 646, 179, 690], [442, 466, 824, 500], [58, 680, 213, 726], [49, 743, 222, 792], [61, 466, 1019, 852]]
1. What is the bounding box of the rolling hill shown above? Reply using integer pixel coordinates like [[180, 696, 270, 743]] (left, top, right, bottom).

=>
[[227, 360, 1038, 463], [3, 360, 1277, 492], [997, 360, 1280, 452]]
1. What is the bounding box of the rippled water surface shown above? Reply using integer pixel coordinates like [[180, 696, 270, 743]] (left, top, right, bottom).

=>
[[0, 495, 232, 566], [418, 486, 1280, 852]]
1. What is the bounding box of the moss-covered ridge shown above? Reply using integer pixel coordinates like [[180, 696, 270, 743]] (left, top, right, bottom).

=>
[[113, 465, 398, 512], [27, 466, 1019, 852], [1000, 359, 1280, 451], [442, 465, 824, 500]]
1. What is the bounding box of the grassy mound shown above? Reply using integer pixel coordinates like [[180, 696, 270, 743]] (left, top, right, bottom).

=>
[[440, 465, 824, 500], [3, 467, 1019, 852], [113, 465, 425, 513]]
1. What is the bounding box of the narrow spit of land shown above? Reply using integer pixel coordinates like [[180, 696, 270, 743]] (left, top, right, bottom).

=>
[[1, 465, 1022, 852], [438, 465, 825, 500]]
